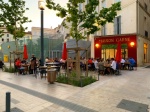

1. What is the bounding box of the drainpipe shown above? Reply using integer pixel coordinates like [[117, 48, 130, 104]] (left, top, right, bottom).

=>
[[136, 0, 139, 66], [136, 0, 139, 36]]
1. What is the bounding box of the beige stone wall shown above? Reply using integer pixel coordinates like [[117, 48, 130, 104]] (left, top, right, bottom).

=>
[[59, 0, 150, 65]]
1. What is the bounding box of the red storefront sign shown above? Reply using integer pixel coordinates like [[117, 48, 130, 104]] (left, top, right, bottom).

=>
[[94, 34, 137, 62]]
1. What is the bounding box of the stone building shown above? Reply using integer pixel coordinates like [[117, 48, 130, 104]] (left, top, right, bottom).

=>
[[59, 0, 150, 66]]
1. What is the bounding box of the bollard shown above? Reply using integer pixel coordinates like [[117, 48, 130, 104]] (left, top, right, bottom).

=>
[[6, 92, 11, 112]]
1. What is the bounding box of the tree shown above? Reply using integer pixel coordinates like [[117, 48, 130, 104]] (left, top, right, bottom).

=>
[[0, 23, 4, 38], [46, 0, 121, 46], [0, 0, 31, 51], [46, 0, 121, 78]]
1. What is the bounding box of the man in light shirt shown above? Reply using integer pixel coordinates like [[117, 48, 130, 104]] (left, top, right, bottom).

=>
[[111, 58, 116, 74], [121, 58, 125, 69]]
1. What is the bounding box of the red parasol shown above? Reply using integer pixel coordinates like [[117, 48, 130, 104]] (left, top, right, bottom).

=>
[[23, 44, 28, 59], [62, 42, 67, 60], [115, 42, 121, 63]]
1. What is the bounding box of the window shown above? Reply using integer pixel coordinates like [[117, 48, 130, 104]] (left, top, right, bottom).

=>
[[101, 0, 106, 8], [101, 25, 106, 35], [115, 0, 121, 3], [145, 31, 148, 37], [144, 16, 146, 21], [2, 38, 4, 42], [144, 3, 147, 11], [86, 0, 89, 4], [114, 16, 121, 35], [7, 38, 9, 42], [7, 34, 9, 37], [79, 3, 82, 11]]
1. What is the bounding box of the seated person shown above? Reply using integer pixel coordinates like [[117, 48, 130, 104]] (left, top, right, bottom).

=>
[[98, 59, 105, 75], [110, 58, 116, 74], [128, 57, 136, 70], [120, 58, 125, 69], [0, 60, 4, 70], [15, 57, 25, 74], [21, 58, 28, 74], [45, 57, 49, 63]]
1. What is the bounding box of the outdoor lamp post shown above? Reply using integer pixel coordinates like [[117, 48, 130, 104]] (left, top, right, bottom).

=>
[[38, 0, 45, 66]]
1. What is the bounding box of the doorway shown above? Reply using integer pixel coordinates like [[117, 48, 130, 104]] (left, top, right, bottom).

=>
[[144, 43, 148, 62]]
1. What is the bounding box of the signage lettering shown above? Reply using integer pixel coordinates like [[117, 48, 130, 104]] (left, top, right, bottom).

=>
[[99, 38, 130, 43]]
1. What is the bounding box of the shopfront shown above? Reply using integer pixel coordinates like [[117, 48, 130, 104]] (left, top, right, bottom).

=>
[[94, 34, 137, 62]]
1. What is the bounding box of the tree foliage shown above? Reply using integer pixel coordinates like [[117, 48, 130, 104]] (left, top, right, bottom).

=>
[[0, 0, 31, 41], [46, 0, 121, 46]]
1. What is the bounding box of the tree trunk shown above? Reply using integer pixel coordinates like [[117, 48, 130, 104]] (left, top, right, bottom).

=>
[[75, 50, 81, 79], [15, 39, 17, 51]]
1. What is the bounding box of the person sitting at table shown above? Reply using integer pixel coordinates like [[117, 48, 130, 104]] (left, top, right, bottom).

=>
[[98, 59, 105, 75], [120, 58, 125, 69], [128, 57, 136, 70], [104, 59, 111, 75], [125, 58, 130, 69], [54, 57, 59, 63], [88, 58, 94, 71], [0, 59, 4, 71], [110, 58, 116, 74], [45, 57, 49, 63], [15, 57, 25, 75], [21, 58, 28, 74]]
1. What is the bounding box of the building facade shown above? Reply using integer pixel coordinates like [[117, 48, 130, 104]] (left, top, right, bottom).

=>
[[54, 0, 150, 66], [92, 0, 150, 66]]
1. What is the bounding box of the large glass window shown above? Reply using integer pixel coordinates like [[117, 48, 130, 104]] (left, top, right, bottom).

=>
[[101, 44, 128, 60]]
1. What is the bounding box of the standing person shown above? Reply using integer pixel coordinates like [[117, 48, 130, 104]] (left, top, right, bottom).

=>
[[29, 54, 37, 74]]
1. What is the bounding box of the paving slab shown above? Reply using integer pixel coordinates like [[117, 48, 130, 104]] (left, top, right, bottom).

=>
[[0, 67, 150, 112]]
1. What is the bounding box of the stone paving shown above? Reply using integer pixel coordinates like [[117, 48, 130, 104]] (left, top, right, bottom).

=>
[[0, 67, 150, 112]]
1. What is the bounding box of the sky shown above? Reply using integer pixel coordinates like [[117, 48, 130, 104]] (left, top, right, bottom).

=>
[[4, 0, 68, 31]]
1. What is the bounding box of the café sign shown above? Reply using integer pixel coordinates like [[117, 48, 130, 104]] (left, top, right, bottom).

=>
[[99, 37, 130, 43]]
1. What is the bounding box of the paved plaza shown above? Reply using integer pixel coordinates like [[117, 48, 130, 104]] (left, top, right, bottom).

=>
[[0, 67, 150, 112]]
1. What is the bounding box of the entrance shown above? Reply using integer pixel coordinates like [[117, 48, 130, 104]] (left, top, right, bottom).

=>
[[144, 43, 148, 62], [101, 44, 128, 60]]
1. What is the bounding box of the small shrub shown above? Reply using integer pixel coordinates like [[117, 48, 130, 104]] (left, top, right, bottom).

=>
[[4, 66, 16, 73], [56, 72, 97, 87]]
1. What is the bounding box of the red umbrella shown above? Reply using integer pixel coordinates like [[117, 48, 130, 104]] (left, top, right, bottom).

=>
[[115, 42, 121, 63], [62, 42, 67, 60], [23, 44, 28, 59]]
